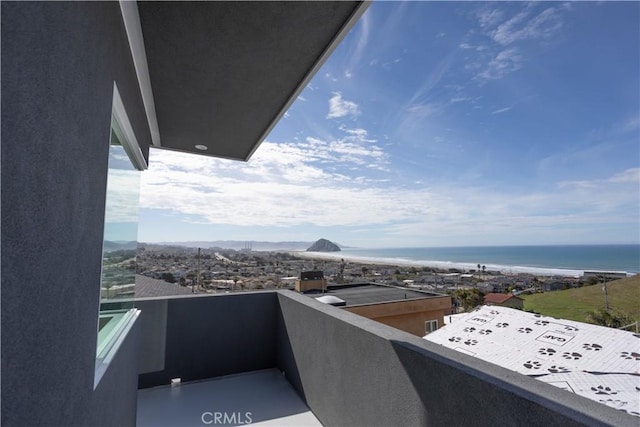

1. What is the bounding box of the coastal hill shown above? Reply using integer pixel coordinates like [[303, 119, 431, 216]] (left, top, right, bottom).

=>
[[104, 240, 138, 252], [523, 274, 640, 323], [307, 238, 341, 252]]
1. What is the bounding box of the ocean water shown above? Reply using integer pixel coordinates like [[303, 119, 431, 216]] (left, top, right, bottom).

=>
[[328, 245, 640, 276]]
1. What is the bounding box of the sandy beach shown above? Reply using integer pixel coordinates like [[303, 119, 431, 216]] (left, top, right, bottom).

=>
[[293, 250, 587, 277]]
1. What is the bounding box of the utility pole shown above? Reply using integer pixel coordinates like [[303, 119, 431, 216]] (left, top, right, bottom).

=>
[[195, 247, 201, 293], [602, 275, 609, 311]]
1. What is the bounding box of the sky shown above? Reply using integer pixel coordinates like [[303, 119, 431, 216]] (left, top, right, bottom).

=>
[[136, 1, 640, 248]]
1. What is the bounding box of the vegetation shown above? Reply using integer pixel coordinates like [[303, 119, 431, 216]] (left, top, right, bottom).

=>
[[522, 275, 640, 325], [101, 249, 136, 288], [161, 272, 176, 283], [452, 288, 485, 311], [585, 309, 634, 328]]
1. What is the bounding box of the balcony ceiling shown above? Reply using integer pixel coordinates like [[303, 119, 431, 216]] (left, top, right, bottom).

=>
[[137, 1, 367, 161]]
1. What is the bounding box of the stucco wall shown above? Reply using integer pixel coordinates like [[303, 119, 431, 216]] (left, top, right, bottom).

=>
[[1, 2, 150, 425], [137, 292, 278, 389], [344, 297, 450, 336], [354, 309, 445, 336]]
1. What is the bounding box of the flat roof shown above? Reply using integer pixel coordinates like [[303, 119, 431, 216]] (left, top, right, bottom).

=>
[[305, 283, 446, 306]]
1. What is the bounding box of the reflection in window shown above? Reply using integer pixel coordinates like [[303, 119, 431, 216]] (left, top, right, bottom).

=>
[[100, 126, 141, 303]]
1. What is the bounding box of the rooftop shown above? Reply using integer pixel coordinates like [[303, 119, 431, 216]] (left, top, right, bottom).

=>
[[305, 282, 445, 307], [135, 274, 197, 298], [424, 305, 640, 418], [484, 292, 523, 304]]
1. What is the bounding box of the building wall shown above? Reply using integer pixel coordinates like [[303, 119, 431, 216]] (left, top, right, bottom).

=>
[[344, 297, 451, 336], [1, 3, 150, 425], [295, 278, 327, 292], [361, 309, 446, 336]]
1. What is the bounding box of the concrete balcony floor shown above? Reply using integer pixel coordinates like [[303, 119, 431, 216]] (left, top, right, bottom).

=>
[[137, 369, 322, 427]]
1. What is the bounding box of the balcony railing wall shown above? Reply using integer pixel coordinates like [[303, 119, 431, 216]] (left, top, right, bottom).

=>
[[133, 291, 634, 426]]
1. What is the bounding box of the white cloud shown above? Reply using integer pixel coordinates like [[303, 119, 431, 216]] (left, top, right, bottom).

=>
[[105, 169, 141, 223], [141, 145, 638, 246], [465, 4, 570, 84], [477, 48, 523, 81], [327, 92, 360, 119], [406, 51, 456, 106], [325, 73, 338, 82], [140, 140, 396, 228], [344, 10, 371, 76], [558, 168, 640, 188], [491, 107, 511, 114], [406, 103, 441, 118], [338, 124, 376, 142], [492, 5, 565, 46], [450, 96, 473, 104], [620, 115, 640, 134], [608, 168, 640, 184], [477, 8, 504, 28], [459, 42, 487, 51], [382, 58, 401, 69]]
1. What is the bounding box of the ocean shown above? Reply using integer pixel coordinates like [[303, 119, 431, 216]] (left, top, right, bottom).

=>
[[323, 244, 640, 277]]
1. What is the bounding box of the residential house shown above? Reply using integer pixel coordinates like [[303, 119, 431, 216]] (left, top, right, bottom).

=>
[[484, 292, 525, 309]]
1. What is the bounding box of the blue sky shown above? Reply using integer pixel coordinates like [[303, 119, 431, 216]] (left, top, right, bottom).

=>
[[137, 1, 639, 248]]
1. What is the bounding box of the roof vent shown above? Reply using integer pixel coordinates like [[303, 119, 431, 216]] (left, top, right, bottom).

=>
[[315, 295, 346, 307]]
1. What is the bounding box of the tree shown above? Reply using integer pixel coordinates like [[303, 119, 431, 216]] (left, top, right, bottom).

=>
[[361, 266, 369, 277], [586, 276, 600, 286], [162, 272, 176, 283], [453, 288, 485, 311], [585, 309, 633, 329], [482, 265, 486, 273]]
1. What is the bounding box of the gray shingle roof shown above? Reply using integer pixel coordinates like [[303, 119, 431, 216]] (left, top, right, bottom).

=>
[[135, 274, 196, 297]]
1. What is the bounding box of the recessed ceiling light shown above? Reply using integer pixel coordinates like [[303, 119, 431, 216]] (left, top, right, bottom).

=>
[[195, 144, 208, 151]]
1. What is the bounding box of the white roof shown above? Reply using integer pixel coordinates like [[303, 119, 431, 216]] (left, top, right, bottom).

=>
[[424, 305, 640, 418]]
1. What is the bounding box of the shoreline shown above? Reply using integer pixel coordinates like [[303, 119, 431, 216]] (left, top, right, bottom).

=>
[[291, 251, 631, 278]]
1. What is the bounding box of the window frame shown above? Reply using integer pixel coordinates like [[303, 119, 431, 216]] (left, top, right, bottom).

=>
[[94, 82, 146, 388], [425, 319, 439, 334]]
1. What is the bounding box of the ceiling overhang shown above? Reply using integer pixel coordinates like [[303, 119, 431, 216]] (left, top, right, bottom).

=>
[[127, 1, 369, 161]]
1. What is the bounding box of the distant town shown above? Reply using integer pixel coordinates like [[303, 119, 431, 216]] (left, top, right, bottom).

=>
[[127, 243, 622, 295]]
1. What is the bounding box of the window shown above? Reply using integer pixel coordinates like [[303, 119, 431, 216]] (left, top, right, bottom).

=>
[[425, 319, 438, 334], [95, 82, 146, 387]]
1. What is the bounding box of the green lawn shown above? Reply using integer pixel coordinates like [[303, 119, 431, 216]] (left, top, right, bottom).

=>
[[522, 275, 640, 324]]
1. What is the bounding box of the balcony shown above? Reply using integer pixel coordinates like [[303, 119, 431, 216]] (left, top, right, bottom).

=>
[[126, 291, 634, 426], [138, 369, 321, 426]]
